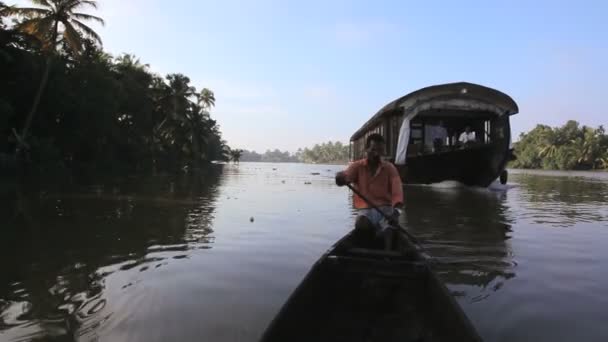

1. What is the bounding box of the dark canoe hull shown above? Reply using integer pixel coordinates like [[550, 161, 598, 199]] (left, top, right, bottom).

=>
[[259, 231, 482, 342], [399, 143, 512, 187]]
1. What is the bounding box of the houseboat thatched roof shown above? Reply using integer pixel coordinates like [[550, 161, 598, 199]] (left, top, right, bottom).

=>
[[351, 82, 518, 141]]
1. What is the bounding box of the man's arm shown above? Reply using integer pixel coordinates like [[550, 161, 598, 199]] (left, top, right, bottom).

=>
[[335, 161, 360, 186]]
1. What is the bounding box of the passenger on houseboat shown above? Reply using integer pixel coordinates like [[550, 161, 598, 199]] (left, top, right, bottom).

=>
[[425, 120, 449, 152], [458, 126, 477, 145]]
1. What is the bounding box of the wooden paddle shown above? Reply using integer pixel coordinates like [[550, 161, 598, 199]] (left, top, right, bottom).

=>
[[346, 183, 420, 245]]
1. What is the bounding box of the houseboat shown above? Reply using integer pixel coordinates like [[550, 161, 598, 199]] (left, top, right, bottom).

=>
[[349, 82, 518, 187]]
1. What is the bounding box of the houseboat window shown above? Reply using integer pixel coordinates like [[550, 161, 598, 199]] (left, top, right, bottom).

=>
[[491, 117, 508, 141], [410, 123, 423, 142], [484, 120, 491, 143], [404, 114, 500, 157]]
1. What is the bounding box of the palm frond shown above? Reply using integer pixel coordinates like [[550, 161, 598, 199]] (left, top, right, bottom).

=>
[[62, 21, 83, 54], [198, 88, 216, 108], [65, 0, 98, 11], [16, 16, 54, 39], [30, 0, 53, 8], [71, 18, 102, 44], [0, 2, 8, 14], [71, 12, 104, 25], [6, 7, 51, 17]]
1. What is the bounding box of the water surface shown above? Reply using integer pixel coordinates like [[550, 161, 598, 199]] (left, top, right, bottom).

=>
[[1, 164, 607, 341]]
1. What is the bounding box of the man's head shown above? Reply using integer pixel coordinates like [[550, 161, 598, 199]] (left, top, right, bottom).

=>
[[365, 133, 385, 163], [465, 126, 471, 133]]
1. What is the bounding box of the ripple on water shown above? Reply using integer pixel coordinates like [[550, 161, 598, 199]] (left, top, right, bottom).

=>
[[2, 166, 608, 342]]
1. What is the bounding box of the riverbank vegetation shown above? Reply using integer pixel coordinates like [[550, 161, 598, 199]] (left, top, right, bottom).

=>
[[3, 3, 605, 173], [236, 141, 349, 164], [238, 149, 299, 163], [511, 121, 608, 170], [1, 0, 228, 174], [297, 141, 349, 164]]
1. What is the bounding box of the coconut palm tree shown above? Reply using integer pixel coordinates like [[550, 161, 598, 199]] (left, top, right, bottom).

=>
[[114, 53, 149, 71], [198, 88, 215, 110], [164, 73, 197, 121], [597, 156, 608, 170], [0, 2, 15, 61], [538, 143, 558, 159], [7, 0, 104, 154], [229, 149, 243, 164], [0, 2, 8, 16], [153, 74, 198, 145]]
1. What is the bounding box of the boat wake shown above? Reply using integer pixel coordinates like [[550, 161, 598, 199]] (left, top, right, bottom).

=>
[[407, 180, 517, 193], [406, 180, 466, 189], [487, 181, 517, 192]]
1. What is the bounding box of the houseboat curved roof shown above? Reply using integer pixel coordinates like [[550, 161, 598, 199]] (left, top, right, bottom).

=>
[[350, 82, 519, 141]]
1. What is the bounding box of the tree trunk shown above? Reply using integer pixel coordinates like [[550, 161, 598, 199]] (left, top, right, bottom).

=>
[[15, 21, 59, 157], [17, 56, 52, 151]]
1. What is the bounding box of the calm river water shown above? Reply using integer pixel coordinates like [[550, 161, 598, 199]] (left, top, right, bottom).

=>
[[1, 163, 607, 341]]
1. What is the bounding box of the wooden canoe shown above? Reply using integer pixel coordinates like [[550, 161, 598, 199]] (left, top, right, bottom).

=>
[[259, 230, 482, 342]]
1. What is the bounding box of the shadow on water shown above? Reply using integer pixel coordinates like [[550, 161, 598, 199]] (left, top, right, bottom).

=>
[[0, 165, 224, 341], [403, 182, 516, 302]]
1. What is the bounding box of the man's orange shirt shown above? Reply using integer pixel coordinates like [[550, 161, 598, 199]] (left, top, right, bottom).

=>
[[343, 159, 403, 209]]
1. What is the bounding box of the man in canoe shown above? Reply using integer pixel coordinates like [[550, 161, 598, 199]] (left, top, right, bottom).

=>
[[335, 133, 404, 250]]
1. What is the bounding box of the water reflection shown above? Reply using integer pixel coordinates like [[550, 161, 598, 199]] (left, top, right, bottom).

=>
[[403, 183, 516, 302], [511, 172, 608, 227], [0, 165, 223, 341], [2, 165, 607, 342]]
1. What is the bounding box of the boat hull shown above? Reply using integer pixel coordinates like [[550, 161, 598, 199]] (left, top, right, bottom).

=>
[[399, 142, 511, 187], [348, 82, 519, 188], [259, 231, 482, 342]]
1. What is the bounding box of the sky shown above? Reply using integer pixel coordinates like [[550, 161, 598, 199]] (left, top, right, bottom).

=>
[[11, 0, 608, 152]]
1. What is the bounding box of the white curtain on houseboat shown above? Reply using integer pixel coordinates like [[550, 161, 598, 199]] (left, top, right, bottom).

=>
[[394, 116, 411, 165]]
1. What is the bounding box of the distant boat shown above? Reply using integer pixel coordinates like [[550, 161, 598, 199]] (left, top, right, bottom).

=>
[[349, 82, 518, 187]]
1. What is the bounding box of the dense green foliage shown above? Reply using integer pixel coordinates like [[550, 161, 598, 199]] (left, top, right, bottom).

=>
[[297, 141, 349, 164], [237, 141, 349, 164], [511, 121, 608, 170], [228, 149, 243, 163], [1, 1, 228, 173], [239, 149, 299, 163]]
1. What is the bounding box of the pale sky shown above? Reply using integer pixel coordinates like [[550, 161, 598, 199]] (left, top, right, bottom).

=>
[[10, 0, 608, 152]]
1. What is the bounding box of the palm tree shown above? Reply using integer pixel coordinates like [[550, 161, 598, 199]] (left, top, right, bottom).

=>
[[198, 88, 215, 110], [185, 104, 211, 164], [598, 156, 608, 170], [229, 149, 243, 164], [0, 2, 8, 16], [164, 74, 197, 121], [0, 2, 14, 61], [7, 0, 104, 154], [153, 74, 198, 150], [536, 126, 559, 161], [114, 53, 149, 71], [538, 144, 558, 159]]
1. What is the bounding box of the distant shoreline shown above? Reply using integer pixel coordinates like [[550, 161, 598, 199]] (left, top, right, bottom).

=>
[[508, 168, 608, 175], [233, 161, 348, 166]]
